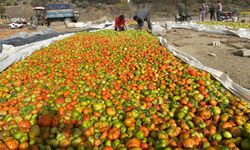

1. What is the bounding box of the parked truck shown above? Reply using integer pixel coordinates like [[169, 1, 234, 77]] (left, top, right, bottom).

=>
[[30, 3, 79, 26], [45, 3, 79, 26]]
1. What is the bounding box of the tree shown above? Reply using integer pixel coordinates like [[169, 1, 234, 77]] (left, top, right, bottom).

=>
[[0, 4, 5, 14]]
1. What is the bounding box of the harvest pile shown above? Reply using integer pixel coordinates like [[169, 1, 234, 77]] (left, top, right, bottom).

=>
[[197, 21, 250, 29], [0, 30, 250, 150]]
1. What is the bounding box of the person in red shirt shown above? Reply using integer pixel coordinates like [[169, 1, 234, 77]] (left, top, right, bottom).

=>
[[115, 15, 125, 31]]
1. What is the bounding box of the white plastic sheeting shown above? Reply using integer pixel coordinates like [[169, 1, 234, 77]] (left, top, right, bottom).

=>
[[66, 21, 114, 29], [0, 33, 74, 72], [158, 37, 250, 101], [151, 24, 167, 36], [164, 21, 250, 40]]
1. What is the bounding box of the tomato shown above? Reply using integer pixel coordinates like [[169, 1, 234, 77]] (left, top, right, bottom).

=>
[[135, 130, 144, 140], [108, 128, 120, 140], [56, 98, 65, 104], [140, 142, 148, 149], [29, 125, 40, 138], [211, 133, 222, 142], [38, 114, 52, 127], [106, 107, 116, 116], [188, 69, 197, 76], [5, 138, 19, 150], [51, 117, 60, 127], [230, 127, 242, 137], [182, 138, 196, 148], [103, 146, 114, 150], [126, 138, 141, 148], [139, 126, 149, 137], [18, 120, 30, 129], [211, 106, 221, 115], [19, 142, 29, 150], [194, 93, 204, 101], [199, 109, 211, 120], [222, 131, 232, 139], [124, 117, 135, 127], [209, 99, 217, 106]]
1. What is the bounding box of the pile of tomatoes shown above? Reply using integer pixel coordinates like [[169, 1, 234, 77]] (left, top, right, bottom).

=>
[[0, 30, 250, 150]]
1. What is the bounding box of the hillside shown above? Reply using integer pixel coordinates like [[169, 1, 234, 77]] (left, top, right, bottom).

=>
[[1, 0, 250, 21]]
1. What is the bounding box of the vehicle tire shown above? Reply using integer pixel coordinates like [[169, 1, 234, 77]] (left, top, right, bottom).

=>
[[64, 18, 72, 25]]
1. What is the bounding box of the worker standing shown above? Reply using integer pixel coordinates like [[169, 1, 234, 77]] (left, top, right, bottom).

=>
[[133, 10, 152, 30]]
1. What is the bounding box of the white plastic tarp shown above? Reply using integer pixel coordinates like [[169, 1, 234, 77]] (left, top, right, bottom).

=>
[[66, 21, 114, 29], [0, 33, 74, 72], [164, 21, 250, 40]]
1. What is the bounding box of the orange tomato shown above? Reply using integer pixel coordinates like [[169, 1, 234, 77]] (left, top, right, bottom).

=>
[[18, 120, 31, 129], [126, 138, 141, 148], [5, 138, 19, 150]]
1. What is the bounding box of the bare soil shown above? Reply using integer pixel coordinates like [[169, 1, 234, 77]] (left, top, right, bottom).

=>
[[0, 28, 33, 39], [164, 29, 250, 89]]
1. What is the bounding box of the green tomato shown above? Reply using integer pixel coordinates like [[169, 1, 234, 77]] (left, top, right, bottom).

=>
[[105, 100, 113, 107], [105, 140, 112, 146], [187, 121, 195, 129], [82, 120, 92, 129], [202, 141, 210, 148], [199, 121, 206, 129], [121, 126, 127, 134], [136, 130, 144, 140], [93, 103, 105, 111], [20, 133, 29, 143], [71, 110, 82, 120], [193, 93, 204, 101], [112, 139, 120, 149], [176, 112, 185, 119], [211, 133, 222, 142], [211, 106, 221, 115], [156, 139, 168, 148], [223, 131, 232, 139]]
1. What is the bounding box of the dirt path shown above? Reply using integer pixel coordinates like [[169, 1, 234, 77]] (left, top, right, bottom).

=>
[[164, 29, 250, 89]]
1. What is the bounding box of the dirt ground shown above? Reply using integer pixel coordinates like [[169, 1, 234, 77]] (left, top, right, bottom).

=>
[[164, 29, 250, 89], [0, 22, 84, 40], [0, 28, 33, 39]]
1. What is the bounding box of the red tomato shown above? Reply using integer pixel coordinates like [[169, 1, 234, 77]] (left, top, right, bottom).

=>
[[18, 120, 31, 129]]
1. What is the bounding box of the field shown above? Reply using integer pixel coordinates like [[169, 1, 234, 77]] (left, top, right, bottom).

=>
[[0, 30, 250, 149]]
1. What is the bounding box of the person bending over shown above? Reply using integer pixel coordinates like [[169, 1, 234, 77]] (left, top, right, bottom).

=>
[[115, 15, 126, 31], [133, 10, 152, 30]]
